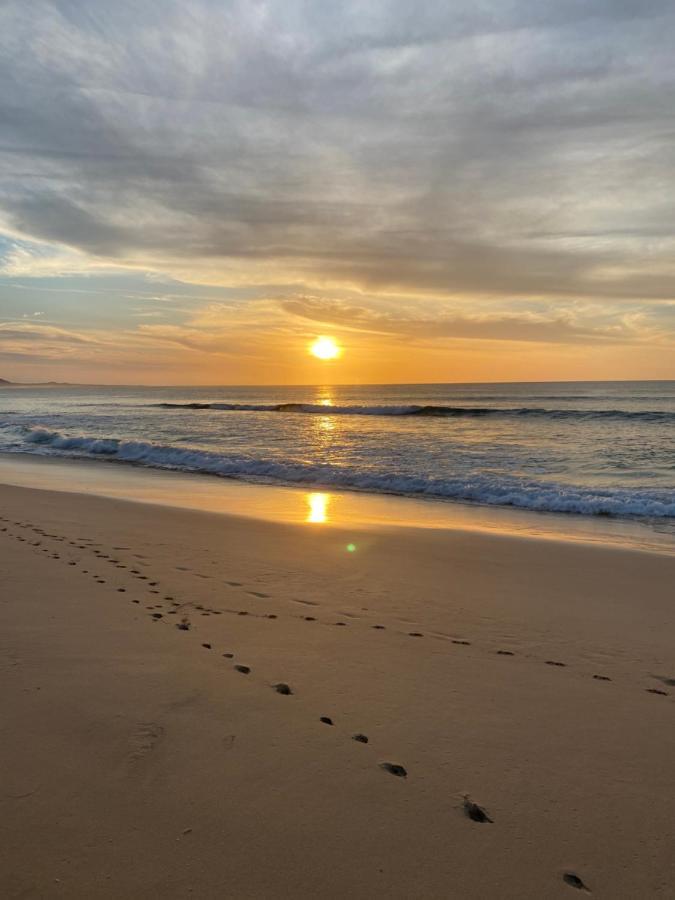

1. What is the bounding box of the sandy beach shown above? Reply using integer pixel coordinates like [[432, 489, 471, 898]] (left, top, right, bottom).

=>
[[2, 0, 674, 893], [1, 473, 674, 899]]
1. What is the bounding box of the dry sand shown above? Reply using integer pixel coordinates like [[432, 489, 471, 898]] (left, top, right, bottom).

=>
[[1, 479, 674, 898]]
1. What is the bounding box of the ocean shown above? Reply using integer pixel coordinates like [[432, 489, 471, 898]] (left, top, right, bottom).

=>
[[0, 381, 673, 525]]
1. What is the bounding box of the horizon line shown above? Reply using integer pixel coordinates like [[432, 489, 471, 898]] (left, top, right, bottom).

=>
[[2, 377, 674, 389]]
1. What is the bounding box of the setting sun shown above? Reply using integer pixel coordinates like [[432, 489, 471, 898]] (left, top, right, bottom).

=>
[[309, 336, 342, 360]]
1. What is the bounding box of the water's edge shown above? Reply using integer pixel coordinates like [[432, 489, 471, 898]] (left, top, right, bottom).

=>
[[1, 451, 672, 557]]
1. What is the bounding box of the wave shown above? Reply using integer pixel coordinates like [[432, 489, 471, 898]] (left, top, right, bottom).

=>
[[4, 424, 675, 520], [152, 401, 674, 422]]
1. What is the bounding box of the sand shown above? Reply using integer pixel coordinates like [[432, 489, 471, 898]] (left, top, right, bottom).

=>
[[1, 477, 674, 898]]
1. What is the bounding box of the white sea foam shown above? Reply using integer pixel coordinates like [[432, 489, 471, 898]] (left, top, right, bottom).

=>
[[6, 423, 675, 519]]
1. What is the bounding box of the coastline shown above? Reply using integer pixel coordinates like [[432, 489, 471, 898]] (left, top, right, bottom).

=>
[[1, 450, 673, 556], [1, 467, 675, 897]]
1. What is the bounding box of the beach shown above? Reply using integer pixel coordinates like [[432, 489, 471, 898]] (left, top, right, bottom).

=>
[[2, 0, 674, 892], [1, 465, 674, 898]]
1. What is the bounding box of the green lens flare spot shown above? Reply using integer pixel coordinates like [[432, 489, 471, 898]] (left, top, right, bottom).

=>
[[346, 543, 356, 553]]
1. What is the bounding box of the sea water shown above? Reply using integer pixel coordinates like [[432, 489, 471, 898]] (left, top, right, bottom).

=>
[[0, 381, 673, 527]]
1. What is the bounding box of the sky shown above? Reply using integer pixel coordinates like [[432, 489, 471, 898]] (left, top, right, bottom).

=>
[[1, 0, 674, 385]]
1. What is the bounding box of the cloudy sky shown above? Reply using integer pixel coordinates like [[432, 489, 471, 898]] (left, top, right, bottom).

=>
[[1, 0, 674, 383]]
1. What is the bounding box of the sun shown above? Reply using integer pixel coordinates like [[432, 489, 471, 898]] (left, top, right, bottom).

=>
[[309, 335, 342, 360]]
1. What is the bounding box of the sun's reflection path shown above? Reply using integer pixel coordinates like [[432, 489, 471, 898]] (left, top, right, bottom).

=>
[[316, 387, 334, 407], [306, 492, 330, 523]]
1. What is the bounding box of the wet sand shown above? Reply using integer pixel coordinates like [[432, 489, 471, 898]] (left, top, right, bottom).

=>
[[1, 478, 674, 898]]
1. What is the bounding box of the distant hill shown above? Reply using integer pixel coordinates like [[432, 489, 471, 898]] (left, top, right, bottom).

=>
[[0, 378, 74, 386]]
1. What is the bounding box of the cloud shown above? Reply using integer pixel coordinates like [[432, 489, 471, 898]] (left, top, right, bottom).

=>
[[0, 320, 103, 362], [0, 0, 673, 312], [0, 321, 98, 344], [279, 296, 633, 344]]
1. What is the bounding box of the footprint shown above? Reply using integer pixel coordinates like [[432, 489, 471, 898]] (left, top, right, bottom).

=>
[[562, 872, 590, 892], [372, 625, 385, 630], [592, 674, 611, 681], [273, 683, 293, 695], [234, 665, 251, 674], [408, 632, 423, 638], [452, 639, 471, 646], [380, 762, 407, 778], [127, 722, 164, 765], [352, 733, 369, 744], [463, 797, 492, 823], [320, 716, 334, 726], [248, 591, 270, 598], [176, 618, 191, 631], [497, 650, 514, 656], [545, 660, 566, 667], [225, 581, 242, 587], [222, 653, 234, 659], [646, 688, 668, 696], [202, 643, 212, 650], [304, 616, 316, 622]]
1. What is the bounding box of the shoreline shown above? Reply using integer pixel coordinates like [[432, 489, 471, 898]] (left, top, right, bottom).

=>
[[1, 477, 674, 897], [1, 450, 673, 557]]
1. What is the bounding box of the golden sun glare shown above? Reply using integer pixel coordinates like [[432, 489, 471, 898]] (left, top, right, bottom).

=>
[[309, 335, 342, 360]]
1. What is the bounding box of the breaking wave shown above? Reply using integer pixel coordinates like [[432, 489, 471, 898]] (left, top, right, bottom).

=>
[[4, 423, 674, 520], [153, 401, 674, 423]]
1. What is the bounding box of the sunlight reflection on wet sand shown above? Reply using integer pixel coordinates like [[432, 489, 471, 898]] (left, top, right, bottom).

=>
[[306, 492, 330, 523]]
